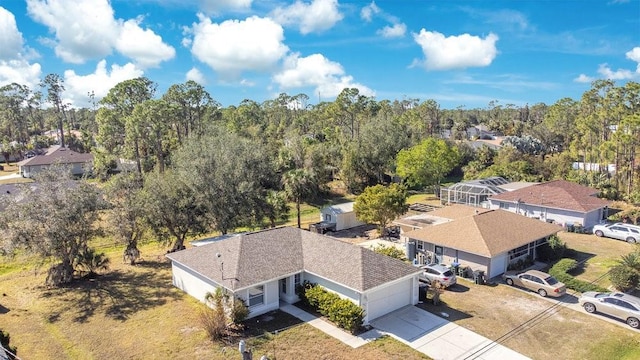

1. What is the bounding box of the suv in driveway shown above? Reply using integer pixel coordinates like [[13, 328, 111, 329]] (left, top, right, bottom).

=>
[[593, 223, 640, 243], [419, 264, 457, 288], [579, 292, 640, 329]]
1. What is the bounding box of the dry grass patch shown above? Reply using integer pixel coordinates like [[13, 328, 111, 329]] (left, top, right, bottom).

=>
[[1, 243, 428, 359], [419, 279, 640, 360]]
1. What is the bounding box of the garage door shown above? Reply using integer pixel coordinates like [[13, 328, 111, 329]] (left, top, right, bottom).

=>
[[366, 278, 413, 321]]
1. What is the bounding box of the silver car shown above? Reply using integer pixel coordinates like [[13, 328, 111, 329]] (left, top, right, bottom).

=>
[[502, 270, 566, 297], [579, 292, 640, 329], [593, 223, 640, 243], [419, 264, 457, 288]]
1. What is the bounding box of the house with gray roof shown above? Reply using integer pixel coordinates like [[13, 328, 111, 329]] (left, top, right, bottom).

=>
[[488, 179, 611, 229], [18, 146, 93, 178], [403, 208, 561, 279], [166, 226, 422, 324]]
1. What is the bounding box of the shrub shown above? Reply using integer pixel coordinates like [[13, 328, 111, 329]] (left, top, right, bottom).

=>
[[537, 235, 567, 262], [1, 329, 17, 360], [302, 284, 364, 333], [609, 265, 640, 292], [549, 258, 608, 293], [200, 289, 248, 341], [372, 244, 407, 262], [230, 298, 249, 323]]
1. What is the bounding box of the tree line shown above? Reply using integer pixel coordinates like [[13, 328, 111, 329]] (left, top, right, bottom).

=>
[[1, 76, 639, 286]]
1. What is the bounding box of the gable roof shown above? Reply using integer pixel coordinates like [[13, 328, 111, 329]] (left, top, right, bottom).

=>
[[405, 209, 560, 257], [166, 227, 421, 293], [488, 179, 610, 213], [19, 146, 93, 167], [324, 202, 355, 214]]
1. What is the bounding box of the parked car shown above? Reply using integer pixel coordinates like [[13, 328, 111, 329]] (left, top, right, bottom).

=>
[[579, 292, 640, 329], [592, 223, 640, 243], [419, 263, 457, 288], [502, 269, 566, 297]]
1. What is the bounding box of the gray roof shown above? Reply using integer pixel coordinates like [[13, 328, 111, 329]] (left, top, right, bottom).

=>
[[19, 146, 93, 166], [166, 227, 421, 292]]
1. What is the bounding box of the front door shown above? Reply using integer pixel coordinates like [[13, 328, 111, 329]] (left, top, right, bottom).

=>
[[434, 246, 443, 264], [279, 278, 287, 297]]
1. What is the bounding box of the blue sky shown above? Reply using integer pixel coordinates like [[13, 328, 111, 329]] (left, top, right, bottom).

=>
[[0, 0, 638, 109]]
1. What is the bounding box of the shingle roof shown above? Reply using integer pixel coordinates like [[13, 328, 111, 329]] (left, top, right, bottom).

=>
[[489, 179, 610, 213], [405, 209, 560, 257], [20, 146, 93, 166], [427, 204, 491, 220], [166, 227, 421, 292]]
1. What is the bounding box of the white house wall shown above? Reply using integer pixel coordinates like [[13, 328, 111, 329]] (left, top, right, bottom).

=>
[[489, 200, 594, 228], [237, 281, 280, 318], [304, 272, 361, 304], [171, 261, 220, 304], [336, 212, 366, 231]]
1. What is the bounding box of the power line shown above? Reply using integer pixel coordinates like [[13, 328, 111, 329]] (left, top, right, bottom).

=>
[[0, 343, 20, 360], [460, 261, 612, 360]]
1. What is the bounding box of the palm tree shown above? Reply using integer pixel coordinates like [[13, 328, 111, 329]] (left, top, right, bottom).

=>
[[282, 168, 316, 228]]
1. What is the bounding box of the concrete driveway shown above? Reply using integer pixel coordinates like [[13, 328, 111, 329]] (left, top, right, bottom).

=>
[[370, 306, 530, 360]]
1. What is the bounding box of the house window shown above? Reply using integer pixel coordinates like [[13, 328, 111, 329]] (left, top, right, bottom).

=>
[[416, 241, 424, 251], [294, 274, 301, 289], [499, 202, 508, 210], [509, 244, 529, 260], [280, 279, 287, 294], [325, 214, 332, 222], [248, 285, 264, 307]]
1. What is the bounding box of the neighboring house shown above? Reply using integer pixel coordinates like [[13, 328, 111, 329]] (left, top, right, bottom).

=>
[[572, 162, 616, 174], [18, 146, 93, 178], [488, 179, 611, 229], [393, 204, 490, 234], [166, 227, 422, 324], [440, 177, 537, 208], [403, 208, 560, 278], [312, 202, 366, 232]]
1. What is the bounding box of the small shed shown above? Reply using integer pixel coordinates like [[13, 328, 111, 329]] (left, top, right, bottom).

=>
[[319, 202, 366, 231]]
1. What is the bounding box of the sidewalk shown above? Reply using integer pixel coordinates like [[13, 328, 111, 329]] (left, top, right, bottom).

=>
[[280, 303, 530, 359], [279, 304, 383, 348]]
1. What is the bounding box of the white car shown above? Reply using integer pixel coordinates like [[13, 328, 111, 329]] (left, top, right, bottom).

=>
[[419, 264, 457, 288], [593, 223, 640, 243]]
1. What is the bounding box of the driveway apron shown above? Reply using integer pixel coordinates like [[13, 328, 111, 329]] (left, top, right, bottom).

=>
[[370, 306, 530, 360]]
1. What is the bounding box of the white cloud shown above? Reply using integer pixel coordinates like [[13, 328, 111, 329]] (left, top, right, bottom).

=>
[[27, 0, 119, 63], [574, 74, 594, 83], [116, 19, 176, 68], [63, 59, 143, 107], [26, 0, 174, 67], [189, 15, 289, 78], [0, 7, 42, 89], [597, 63, 635, 80], [0, 59, 42, 89], [360, 2, 380, 22], [413, 30, 499, 70], [199, 0, 252, 14], [270, 0, 343, 34], [186, 67, 206, 84], [377, 23, 406, 38], [626, 47, 640, 72], [273, 53, 374, 98], [0, 7, 24, 60]]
